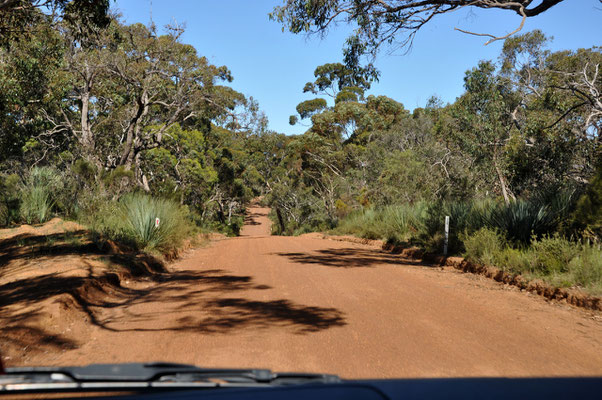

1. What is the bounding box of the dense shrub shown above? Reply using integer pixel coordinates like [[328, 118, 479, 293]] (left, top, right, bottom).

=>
[[462, 228, 602, 295], [88, 193, 193, 254], [421, 201, 483, 252], [0, 173, 21, 226], [484, 195, 573, 245], [530, 234, 579, 274], [571, 162, 602, 240], [19, 167, 63, 224], [568, 244, 602, 294], [461, 228, 506, 266], [334, 203, 426, 244], [335, 197, 602, 294]]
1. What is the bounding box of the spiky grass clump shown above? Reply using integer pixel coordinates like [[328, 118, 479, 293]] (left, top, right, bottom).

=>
[[19, 167, 62, 224], [334, 203, 427, 243], [88, 193, 192, 255], [485, 195, 572, 245], [118, 193, 191, 253], [20, 186, 53, 224], [421, 200, 485, 252]]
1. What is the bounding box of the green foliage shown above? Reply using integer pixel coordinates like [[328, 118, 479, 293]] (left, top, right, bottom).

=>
[[335, 86, 363, 104], [530, 234, 579, 274], [334, 203, 427, 244], [421, 201, 485, 252], [72, 159, 97, 184], [271, 1, 567, 61], [462, 229, 602, 295], [485, 196, 572, 245], [304, 62, 378, 96], [0, 173, 21, 226], [295, 98, 328, 120], [334, 193, 574, 256], [568, 244, 602, 294], [0, 0, 110, 48], [19, 167, 63, 224], [90, 193, 192, 254], [462, 228, 507, 267], [20, 186, 53, 225], [119, 194, 191, 252], [571, 162, 602, 240], [419, 193, 573, 252], [224, 215, 244, 236]]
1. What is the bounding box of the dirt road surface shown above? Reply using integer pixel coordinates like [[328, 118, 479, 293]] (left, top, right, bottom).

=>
[[3, 206, 602, 378]]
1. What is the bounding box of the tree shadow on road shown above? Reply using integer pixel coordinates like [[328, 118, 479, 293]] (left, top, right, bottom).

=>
[[274, 247, 430, 268], [82, 268, 346, 334], [0, 229, 168, 359], [1, 266, 346, 359], [243, 211, 263, 226], [1, 226, 347, 362], [0, 231, 166, 276], [0, 308, 78, 359]]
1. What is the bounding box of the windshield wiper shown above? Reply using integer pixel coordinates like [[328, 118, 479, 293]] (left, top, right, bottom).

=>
[[0, 362, 341, 393]]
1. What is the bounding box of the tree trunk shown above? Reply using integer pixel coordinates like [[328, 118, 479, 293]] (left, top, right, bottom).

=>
[[276, 207, 286, 234], [134, 151, 151, 192], [493, 145, 514, 204], [78, 82, 103, 172]]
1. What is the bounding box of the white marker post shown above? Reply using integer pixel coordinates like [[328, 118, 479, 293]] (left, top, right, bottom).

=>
[[443, 216, 450, 256], [155, 218, 160, 229]]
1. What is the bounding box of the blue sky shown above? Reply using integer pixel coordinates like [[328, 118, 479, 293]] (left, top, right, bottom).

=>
[[113, 1, 602, 135]]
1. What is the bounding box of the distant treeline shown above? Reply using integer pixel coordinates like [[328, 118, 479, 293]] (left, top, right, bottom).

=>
[[266, 31, 601, 242]]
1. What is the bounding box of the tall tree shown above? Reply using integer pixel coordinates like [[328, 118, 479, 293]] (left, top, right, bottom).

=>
[[271, 0, 569, 59], [38, 20, 245, 190], [0, 0, 111, 47]]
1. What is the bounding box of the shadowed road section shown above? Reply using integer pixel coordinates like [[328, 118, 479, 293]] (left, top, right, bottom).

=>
[[3, 205, 602, 378]]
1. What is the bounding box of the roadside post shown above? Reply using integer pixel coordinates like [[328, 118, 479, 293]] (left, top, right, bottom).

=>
[[443, 216, 449, 256]]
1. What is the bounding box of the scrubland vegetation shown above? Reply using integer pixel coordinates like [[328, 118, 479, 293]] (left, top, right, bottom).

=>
[[0, 12, 269, 256], [0, 2, 600, 293], [332, 193, 602, 294], [262, 30, 602, 294]]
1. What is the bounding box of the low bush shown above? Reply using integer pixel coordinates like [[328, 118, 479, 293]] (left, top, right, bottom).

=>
[[569, 243, 602, 294], [334, 203, 426, 244], [484, 194, 572, 245], [462, 229, 602, 295], [19, 167, 63, 224], [87, 193, 193, 255], [530, 234, 579, 274], [0, 173, 21, 226], [462, 228, 506, 267], [570, 162, 602, 240], [495, 247, 535, 275]]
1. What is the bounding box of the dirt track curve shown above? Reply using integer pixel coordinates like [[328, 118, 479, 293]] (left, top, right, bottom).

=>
[[4, 206, 602, 378]]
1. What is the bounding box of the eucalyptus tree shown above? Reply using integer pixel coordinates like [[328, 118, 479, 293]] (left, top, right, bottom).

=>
[[271, 0, 569, 59], [498, 31, 601, 194], [290, 62, 378, 127], [440, 60, 521, 203], [39, 19, 246, 191], [0, 0, 111, 47], [0, 19, 63, 169]]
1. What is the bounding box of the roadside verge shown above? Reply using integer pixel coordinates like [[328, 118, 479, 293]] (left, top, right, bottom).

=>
[[320, 234, 602, 311]]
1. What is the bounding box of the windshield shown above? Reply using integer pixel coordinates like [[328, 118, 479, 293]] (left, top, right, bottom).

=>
[[1, 0, 601, 387]]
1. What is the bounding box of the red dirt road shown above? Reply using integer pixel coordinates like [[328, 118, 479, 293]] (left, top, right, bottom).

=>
[[3, 207, 602, 378]]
